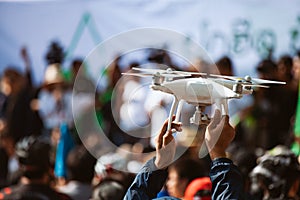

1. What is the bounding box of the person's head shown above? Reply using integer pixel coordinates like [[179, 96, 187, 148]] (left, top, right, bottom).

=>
[[250, 145, 300, 199], [91, 179, 125, 200], [71, 58, 87, 81], [166, 157, 206, 198], [66, 145, 97, 183], [1, 68, 25, 96], [15, 136, 51, 180], [277, 55, 293, 82], [256, 59, 278, 80], [216, 56, 234, 76], [292, 52, 300, 81], [184, 177, 212, 200]]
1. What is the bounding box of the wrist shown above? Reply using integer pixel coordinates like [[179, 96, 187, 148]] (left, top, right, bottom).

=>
[[209, 149, 227, 160], [154, 156, 168, 170]]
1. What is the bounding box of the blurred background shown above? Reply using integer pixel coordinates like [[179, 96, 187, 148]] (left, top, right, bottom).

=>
[[1, 1, 300, 199]]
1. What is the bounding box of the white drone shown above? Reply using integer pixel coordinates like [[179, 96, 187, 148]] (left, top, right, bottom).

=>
[[123, 67, 285, 130]]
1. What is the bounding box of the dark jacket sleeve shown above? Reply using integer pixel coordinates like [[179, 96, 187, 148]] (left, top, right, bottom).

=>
[[209, 158, 244, 200], [123, 157, 168, 200]]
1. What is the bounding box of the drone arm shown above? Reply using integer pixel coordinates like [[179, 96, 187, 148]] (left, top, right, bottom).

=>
[[167, 96, 179, 131]]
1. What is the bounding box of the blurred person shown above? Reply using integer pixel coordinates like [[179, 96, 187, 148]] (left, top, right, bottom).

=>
[[37, 64, 75, 184], [57, 145, 96, 200], [276, 55, 298, 145], [250, 145, 300, 200], [37, 41, 73, 135], [38, 63, 73, 132], [165, 158, 208, 198], [256, 59, 278, 81], [215, 55, 253, 123], [0, 135, 72, 200], [99, 57, 137, 146], [147, 48, 174, 69], [0, 67, 42, 142], [257, 59, 297, 148], [277, 55, 294, 84], [124, 109, 244, 199], [92, 179, 126, 200], [236, 59, 295, 150], [93, 148, 136, 192], [70, 58, 95, 93], [215, 56, 234, 76], [227, 146, 258, 199], [252, 59, 280, 149], [292, 52, 300, 89], [0, 131, 20, 188]]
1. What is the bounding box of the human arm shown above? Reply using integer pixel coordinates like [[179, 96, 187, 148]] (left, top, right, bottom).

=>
[[20, 47, 34, 88], [205, 110, 244, 200], [123, 117, 182, 200]]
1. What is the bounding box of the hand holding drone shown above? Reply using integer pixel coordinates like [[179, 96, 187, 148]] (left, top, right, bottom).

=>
[[123, 67, 285, 131]]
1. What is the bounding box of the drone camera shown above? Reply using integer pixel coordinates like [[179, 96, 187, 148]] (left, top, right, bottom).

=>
[[190, 106, 210, 125]]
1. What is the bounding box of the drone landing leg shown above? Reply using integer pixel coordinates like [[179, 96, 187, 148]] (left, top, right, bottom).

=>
[[215, 99, 229, 116], [167, 96, 179, 131], [175, 100, 183, 123]]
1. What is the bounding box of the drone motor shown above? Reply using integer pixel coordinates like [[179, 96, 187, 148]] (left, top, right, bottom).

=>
[[233, 80, 243, 94]]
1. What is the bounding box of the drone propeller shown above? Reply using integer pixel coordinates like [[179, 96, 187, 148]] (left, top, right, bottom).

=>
[[242, 84, 269, 88], [132, 67, 207, 77], [212, 78, 270, 89], [210, 74, 286, 85], [123, 71, 188, 79], [122, 72, 153, 77], [250, 77, 286, 85]]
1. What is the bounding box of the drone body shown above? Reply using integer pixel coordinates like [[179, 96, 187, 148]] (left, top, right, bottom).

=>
[[123, 67, 285, 129], [151, 77, 242, 106]]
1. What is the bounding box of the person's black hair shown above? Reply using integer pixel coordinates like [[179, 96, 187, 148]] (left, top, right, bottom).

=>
[[92, 179, 125, 200], [169, 157, 207, 183], [256, 59, 277, 74], [15, 136, 51, 179], [45, 41, 64, 65], [250, 146, 300, 199], [216, 56, 233, 76], [66, 145, 97, 183]]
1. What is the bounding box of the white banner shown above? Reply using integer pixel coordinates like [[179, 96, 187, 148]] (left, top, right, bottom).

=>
[[0, 0, 300, 84]]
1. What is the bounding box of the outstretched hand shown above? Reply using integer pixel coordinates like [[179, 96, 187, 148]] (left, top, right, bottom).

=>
[[205, 109, 235, 160], [154, 116, 182, 169]]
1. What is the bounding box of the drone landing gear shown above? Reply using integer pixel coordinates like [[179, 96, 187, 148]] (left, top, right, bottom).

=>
[[167, 97, 180, 131], [190, 106, 210, 125]]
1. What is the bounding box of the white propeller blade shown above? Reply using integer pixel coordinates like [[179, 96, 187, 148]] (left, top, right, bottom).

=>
[[251, 78, 286, 85], [121, 72, 152, 77], [132, 67, 207, 77], [208, 74, 286, 85]]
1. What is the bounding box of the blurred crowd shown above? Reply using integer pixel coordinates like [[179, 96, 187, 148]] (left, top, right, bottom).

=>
[[0, 40, 299, 200]]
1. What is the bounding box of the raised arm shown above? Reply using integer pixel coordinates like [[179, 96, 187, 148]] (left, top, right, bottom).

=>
[[123, 117, 182, 200], [205, 109, 244, 200]]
